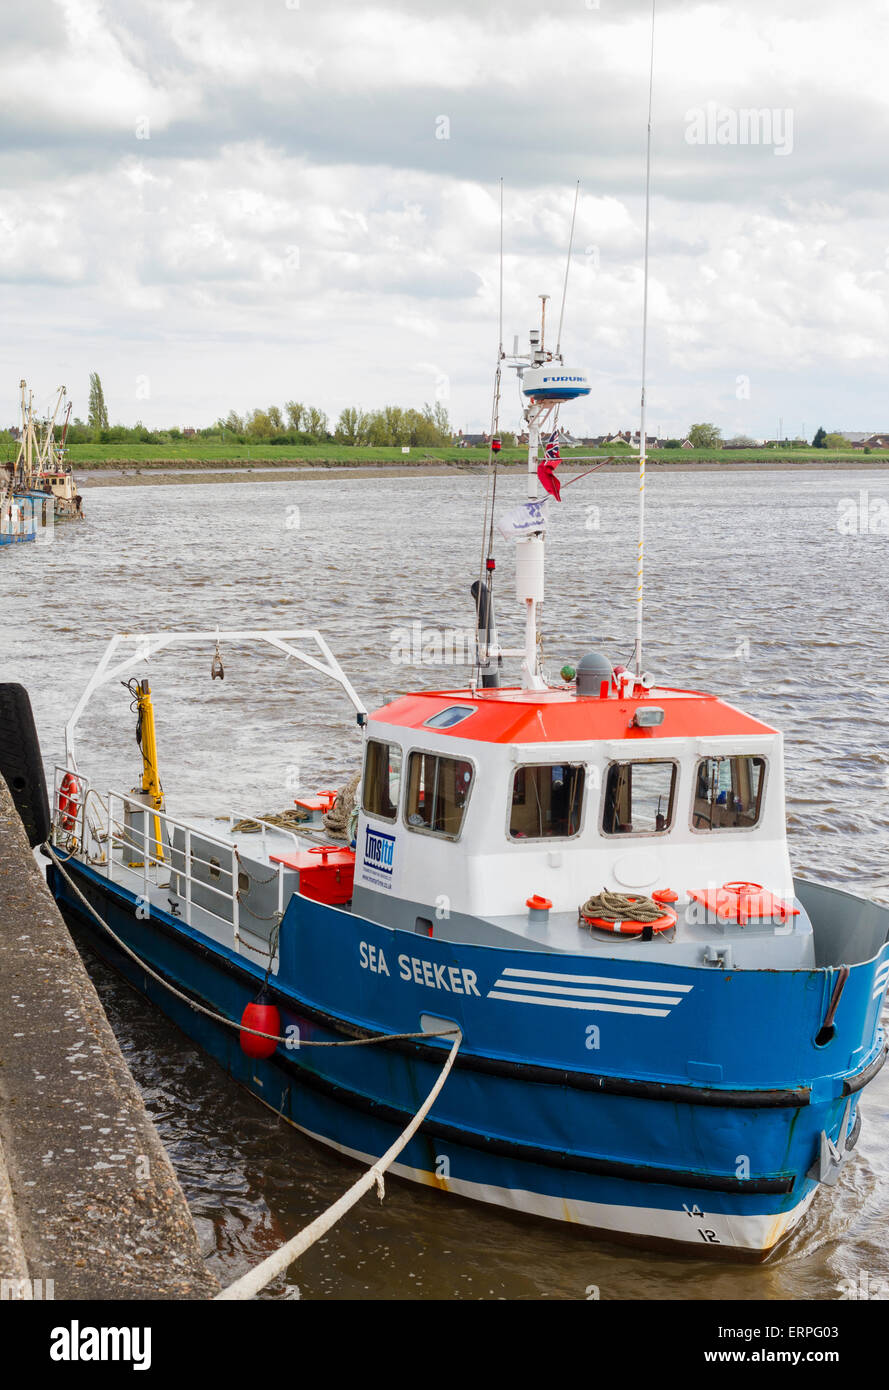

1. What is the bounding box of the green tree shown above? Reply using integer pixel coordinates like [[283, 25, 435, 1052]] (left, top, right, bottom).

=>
[[812, 426, 826, 448], [431, 401, 452, 441], [267, 405, 284, 433], [820, 433, 849, 450], [88, 372, 109, 438], [334, 406, 368, 444], [246, 409, 272, 439], [687, 422, 722, 449], [305, 406, 328, 438], [285, 400, 305, 431]]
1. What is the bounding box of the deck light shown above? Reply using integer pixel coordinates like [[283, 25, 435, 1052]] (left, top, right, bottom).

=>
[[632, 707, 664, 728]]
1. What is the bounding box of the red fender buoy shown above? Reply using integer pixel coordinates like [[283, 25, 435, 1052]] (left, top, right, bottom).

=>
[[239, 1000, 280, 1059]]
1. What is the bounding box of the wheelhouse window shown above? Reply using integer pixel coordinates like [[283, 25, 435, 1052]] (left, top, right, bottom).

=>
[[602, 760, 677, 836], [509, 764, 585, 839], [693, 755, 765, 831], [362, 739, 402, 821], [405, 751, 473, 838]]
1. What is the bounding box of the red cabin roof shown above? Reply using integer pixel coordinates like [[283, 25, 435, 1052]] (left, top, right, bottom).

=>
[[370, 687, 776, 745]]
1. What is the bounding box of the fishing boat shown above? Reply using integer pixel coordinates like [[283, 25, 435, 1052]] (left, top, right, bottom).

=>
[[0, 460, 51, 547], [41, 290, 889, 1258], [34, 387, 83, 522], [14, 381, 83, 523]]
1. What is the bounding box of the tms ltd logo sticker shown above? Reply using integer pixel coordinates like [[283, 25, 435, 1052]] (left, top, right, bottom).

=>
[[363, 826, 395, 879]]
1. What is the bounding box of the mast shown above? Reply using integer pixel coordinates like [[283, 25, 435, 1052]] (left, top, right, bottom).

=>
[[555, 181, 580, 361], [481, 196, 590, 694], [634, 0, 657, 680], [518, 295, 553, 692], [38, 386, 67, 470]]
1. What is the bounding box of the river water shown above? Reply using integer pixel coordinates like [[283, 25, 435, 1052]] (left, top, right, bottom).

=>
[[2, 467, 888, 1300]]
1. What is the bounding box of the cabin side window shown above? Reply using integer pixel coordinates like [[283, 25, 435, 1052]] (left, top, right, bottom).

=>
[[602, 759, 677, 836], [362, 739, 402, 821], [692, 755, 765, 831], [509, 764, 585, 839], [405, 751, 474, 838]]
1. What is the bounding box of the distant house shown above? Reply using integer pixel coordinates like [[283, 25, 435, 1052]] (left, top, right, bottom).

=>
[[182, 427, 197, 438], [680, 439, 694, 449], [458, 432, 489, 448], [858, 434, 889, 449]]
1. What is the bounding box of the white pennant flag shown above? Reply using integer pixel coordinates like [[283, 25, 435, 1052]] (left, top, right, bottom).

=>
[[496, 498, 548, 541]]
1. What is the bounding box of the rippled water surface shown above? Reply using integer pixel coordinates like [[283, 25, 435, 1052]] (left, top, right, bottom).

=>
[[3, 468, 888, 1299]]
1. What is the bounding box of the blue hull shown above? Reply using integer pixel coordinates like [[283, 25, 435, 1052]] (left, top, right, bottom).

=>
[[50, 857, 887, 1256]]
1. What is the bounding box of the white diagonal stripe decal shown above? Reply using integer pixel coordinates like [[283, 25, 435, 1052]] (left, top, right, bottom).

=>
[[487, 990, 671, 1017], [493, 980, 683, 1005], [500, 967, 693, 993], [487, 966, 693, 1019]]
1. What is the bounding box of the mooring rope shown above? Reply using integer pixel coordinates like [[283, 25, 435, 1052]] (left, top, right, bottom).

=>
[[44, 845, 458, 1050], [215, 1029, 462, 1300], [44, 843, 463, 1302], [579, 890, 663, 922]]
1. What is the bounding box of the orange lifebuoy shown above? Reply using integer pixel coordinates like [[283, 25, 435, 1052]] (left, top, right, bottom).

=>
[[582, 900, 677, 936], [58, 772, 79, 832]]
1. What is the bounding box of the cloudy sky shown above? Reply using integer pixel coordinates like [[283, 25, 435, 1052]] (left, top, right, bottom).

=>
[[2, 0, 887, 439]]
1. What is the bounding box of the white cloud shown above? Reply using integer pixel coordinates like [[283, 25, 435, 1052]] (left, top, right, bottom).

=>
[[0, 0, 887, 437]]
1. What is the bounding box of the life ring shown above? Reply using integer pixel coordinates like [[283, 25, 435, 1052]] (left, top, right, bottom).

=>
[[57, 771, 80, 832], [582, 897, 677, 936]]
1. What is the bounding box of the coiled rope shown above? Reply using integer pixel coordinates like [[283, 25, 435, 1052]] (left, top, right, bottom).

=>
[[230, 809, 310, 835], [44, 844, 457, 1050], [580, 890, 663, 922], [322, 771, 361, 835]]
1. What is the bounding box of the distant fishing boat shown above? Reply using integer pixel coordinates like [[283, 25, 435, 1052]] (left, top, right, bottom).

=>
[[2, 382, 57, 548], [14, 380, 83, 523], [0, 458, 50, 547]]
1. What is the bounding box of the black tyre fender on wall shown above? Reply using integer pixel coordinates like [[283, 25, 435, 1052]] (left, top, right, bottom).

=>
[[0, 683, 51, 847]]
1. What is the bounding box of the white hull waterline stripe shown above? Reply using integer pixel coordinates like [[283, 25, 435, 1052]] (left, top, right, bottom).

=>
[[499, 966, 694, 993], [277, 1111, 818, 1253]]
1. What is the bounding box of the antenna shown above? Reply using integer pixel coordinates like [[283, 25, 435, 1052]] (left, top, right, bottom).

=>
[[555, 180, 580, 361], [498, 178, 504, 358], [634, 0, 656, 679], [475, 178, 506, 689]]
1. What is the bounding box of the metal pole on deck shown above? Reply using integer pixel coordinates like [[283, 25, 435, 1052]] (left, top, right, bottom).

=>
[[634, 0, 656, 679]]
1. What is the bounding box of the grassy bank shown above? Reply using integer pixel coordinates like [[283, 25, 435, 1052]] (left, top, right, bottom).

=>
[[55, 441, 886, 470]]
